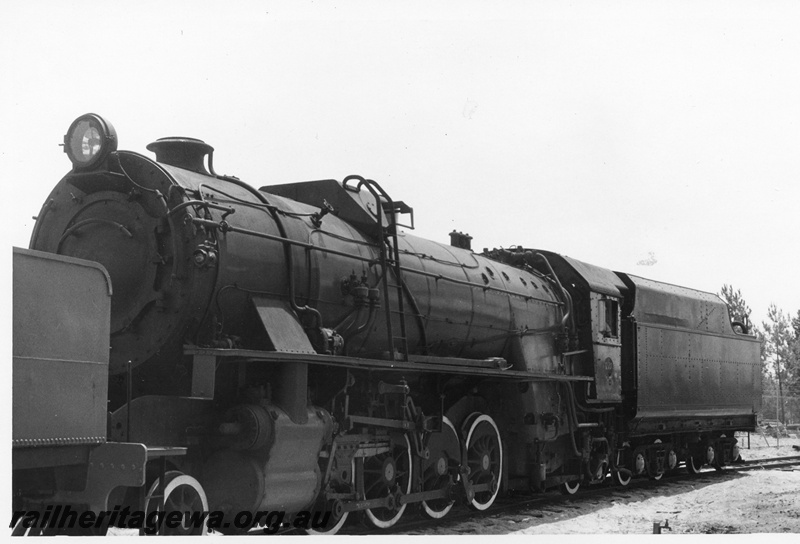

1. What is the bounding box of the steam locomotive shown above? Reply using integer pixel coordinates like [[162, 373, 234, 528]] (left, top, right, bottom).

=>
[[12, 113, 762, 534]]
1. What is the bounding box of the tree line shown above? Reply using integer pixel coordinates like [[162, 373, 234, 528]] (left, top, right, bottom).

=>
[[719, 285, 800, 425]]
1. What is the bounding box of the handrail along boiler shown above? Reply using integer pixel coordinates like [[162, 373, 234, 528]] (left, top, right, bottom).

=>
[[12, 113, 762, 533]]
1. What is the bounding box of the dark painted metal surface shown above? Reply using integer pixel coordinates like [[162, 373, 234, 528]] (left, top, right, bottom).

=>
[[618, 273, 762, 424], [201, 405, 332, 515], [633, 322, 761, 417], [30, 152, 219, 383], [13, 248, 111, 449], [524, 250, 627, 402], [31, 154, 566, 391], [108, 396, 215, 445], [619, 274, 733, 333], [183, 347, 596, 382], [50, 442, 148, 511], [535, 250, 628, 297], [263, 178, 389, 236]]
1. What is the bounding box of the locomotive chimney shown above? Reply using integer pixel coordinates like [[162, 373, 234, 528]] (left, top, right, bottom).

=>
[[146, 137, 214, 175]]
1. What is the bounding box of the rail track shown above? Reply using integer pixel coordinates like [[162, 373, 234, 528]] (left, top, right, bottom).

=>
[[735, 454, 800, 471], [262, 454, 800, 535]]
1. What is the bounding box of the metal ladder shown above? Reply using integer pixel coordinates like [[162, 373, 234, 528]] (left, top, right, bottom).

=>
[[343, 176, 412, 361]]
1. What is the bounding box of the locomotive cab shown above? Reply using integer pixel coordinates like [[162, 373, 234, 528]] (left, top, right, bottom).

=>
[[530, 251, 628, 403]]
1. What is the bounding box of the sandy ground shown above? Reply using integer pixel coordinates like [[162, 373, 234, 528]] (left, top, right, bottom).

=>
[[509, 470, 800, 534], [413, 435, 800, 536], [738, 432, 800, 461]]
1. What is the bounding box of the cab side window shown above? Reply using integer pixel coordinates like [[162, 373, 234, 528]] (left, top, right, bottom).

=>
[[601, 298, 619, 338]]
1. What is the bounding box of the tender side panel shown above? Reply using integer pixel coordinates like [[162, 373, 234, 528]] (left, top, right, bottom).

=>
[[636, 323, 761, 419], [618, 273, 761, 427], [12, 247, 112, 447], [622, 274, 730, 334]]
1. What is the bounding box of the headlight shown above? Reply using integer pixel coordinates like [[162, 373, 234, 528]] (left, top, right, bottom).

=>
[[64, 114, 117, 170]]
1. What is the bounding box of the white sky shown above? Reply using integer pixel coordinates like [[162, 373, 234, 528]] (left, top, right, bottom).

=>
[[2, 0, 799, 327]]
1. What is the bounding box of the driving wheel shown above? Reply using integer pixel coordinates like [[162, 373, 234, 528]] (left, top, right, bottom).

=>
[[421, 417, 460, 519], [363, 434, 413, 529], [464, 413, 503, 510]]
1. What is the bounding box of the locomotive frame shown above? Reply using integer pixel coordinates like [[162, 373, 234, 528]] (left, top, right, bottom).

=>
[[11, 113, 762, 534]]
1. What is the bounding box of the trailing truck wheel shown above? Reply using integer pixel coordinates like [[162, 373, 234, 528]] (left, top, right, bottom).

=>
[[144, 471, 209, 535], [592, 461, 608, 484], [613, 469, 631, 487], [464, 413, 503, 510], [363, 434, 413, 529], [421, 417, 460, 519], [613, 448, 631, 486]]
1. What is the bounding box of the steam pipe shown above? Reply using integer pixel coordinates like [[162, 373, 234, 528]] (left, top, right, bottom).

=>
[[331, 305, 362, 335], [533, 252, 574, 332]]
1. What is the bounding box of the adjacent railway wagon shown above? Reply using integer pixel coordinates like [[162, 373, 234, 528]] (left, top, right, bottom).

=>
[[12, 114, 761, 534]]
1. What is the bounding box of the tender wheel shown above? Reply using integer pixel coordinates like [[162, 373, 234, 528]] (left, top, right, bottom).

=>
[[363, 434, 413, 529], [144, 471, 209, 535], [649, 439, 665, 480], [561, 479, 581, 495], [464, 413, 503, 510], [732, 441, 742, 463], [686, 453, 703, 475], [666, 448, 678, 471], [713, 434, 727, 470], [421, 416, 460, 519], [705, 445, 716, 466], [634, 452, 646, 476]]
